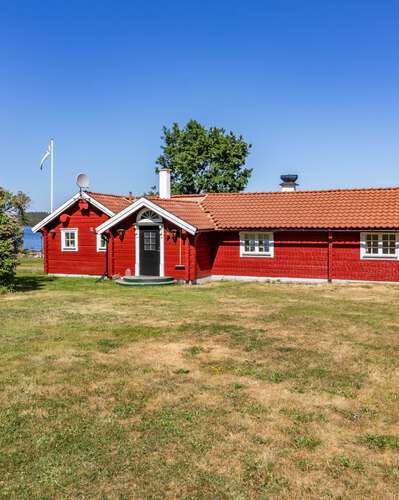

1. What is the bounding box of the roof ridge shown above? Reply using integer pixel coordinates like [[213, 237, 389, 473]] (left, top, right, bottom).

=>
[[203, 186, 399, 196], [171, 193, 204, 198], [87, 191, 132, 200], [199, 194, 219, 229], [147, 197, 204, 204]]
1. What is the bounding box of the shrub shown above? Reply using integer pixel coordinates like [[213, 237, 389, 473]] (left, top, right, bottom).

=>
[[0, 187, 30, 290]]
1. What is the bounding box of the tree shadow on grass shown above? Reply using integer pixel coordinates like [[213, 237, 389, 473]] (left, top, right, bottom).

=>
[[14, 275, 53, 292]]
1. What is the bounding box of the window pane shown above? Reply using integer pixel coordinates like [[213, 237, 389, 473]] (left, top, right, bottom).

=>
[[382, 234, 396, 255], [258, 234, 270, 253], [64, 231, 76, 249], [365, 234, 379, 254], [144, 232, 157, 251], [243, 233, 256, 253]]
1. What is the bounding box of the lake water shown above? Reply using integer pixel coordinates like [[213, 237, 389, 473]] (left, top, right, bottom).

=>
[[23, 226, 43, 251]]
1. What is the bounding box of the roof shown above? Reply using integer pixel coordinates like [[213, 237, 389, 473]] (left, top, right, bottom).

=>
[[199, 187, 399, 230], [150, 198, 214, 230], [87, 191, 133, 213], [96, 197, 198, 235], [34, 185, 399, 234]]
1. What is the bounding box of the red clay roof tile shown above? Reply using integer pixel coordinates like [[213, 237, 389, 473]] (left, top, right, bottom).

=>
[[89, 187, 399, 231], [87, 191, 134, 213], [150, 198, 214, 230], [199, 187, 399, 230]]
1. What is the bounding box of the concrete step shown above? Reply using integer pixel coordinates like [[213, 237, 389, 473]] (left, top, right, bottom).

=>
[[122, 275, 174, 284], [115, 276, 176, 287]]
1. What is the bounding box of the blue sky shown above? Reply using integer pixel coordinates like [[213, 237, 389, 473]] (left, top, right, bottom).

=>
[[1, 0, 398, 211]]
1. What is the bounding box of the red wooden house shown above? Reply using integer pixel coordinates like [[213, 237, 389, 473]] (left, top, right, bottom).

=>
[[32, 170, 399, 284]]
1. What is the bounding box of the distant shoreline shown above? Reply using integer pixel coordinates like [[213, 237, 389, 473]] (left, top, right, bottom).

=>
[[25, 212, 49, 227]]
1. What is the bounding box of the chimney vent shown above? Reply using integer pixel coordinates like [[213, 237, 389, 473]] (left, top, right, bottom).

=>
[[159, 168, 171, 199], [280, 174, 298, 192]]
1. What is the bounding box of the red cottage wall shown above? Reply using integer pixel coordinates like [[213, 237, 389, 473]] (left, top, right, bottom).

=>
[[195, 232, 215, 279], [209, 231, 329, 280], [332, 232, 399, 282], [194, 230, 399, 282], [163, 221, 195, 281], [109, 218, 135, 277], [107, 216, 195, 281], [44, 202, 109, 276]]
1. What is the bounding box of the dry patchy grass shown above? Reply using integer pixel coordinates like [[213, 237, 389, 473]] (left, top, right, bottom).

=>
[[0, 258, 398, 498]]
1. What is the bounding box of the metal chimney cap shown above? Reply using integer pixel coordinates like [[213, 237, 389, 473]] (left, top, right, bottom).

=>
[[280, 174, 298, 183]]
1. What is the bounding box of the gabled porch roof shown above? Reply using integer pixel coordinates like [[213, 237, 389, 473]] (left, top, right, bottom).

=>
[[96, 197, 205, 235]]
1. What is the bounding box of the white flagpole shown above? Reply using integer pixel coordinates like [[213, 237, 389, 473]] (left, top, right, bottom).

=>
[[50, 138, 54, 212]]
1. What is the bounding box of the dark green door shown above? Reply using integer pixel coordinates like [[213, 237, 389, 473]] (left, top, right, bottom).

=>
[[140, 227, 160, 276]]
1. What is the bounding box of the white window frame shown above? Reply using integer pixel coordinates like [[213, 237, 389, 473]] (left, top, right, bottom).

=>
[[239, 231, 274, 258], [61, 228, 78, 252], [96, 233, 107, 252], [360, 232, 399, 260]]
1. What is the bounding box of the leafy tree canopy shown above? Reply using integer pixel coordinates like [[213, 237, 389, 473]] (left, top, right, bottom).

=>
[[156, 120, 252, 194], [0, 187, 30, 290]]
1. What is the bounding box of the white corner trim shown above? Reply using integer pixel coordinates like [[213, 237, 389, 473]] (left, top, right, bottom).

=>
[[360, 231, 399, 260], [239, 231, 274, 258], [61, 228, 78, 252], [96, 197, 197, 235], [32, 191, 115, 233]]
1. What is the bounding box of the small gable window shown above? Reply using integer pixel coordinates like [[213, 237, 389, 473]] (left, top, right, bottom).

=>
[[240, 232, 274, 257], [136, 209, 162, 225], [61, 229, 78, 252], [97, 233, 107, 252], [361, 232, 398, 259]]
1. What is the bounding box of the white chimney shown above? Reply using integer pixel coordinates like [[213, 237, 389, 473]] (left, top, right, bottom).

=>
[[159, 168, 171, 199], [280, 174, 298, 192]]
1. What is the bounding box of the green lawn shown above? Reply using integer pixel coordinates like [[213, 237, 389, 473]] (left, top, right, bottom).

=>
[[1, 258, 398, 498]]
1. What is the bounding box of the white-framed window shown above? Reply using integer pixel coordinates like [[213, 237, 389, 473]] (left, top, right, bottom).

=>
[[360, 232, 399, 259], [61, 228, 78, 252], [240, 232, 274, 257], [97, 233, 107, 252]]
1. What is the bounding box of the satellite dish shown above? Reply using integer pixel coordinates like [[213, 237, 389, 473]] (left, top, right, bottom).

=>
[[76, 173, 90, 191]]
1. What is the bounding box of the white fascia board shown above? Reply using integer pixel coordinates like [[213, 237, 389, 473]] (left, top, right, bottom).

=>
[[96, 197, 197, 235], [31, 191, 115, 233]]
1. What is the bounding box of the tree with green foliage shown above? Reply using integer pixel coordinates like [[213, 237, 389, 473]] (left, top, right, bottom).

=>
[[0, 187, 30, 290], [156, 120, 252, 194]]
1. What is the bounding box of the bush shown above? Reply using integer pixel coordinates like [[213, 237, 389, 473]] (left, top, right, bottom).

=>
[[0, 187, 30, 290]]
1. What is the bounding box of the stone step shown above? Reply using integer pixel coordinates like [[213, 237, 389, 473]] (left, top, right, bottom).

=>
[[115, 276, 175, 287], [121, 275, 175, 284]]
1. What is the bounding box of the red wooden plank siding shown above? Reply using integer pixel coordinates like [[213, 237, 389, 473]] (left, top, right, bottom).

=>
[[208, 231, 329, 280], [193, 231, 399, 282], [332, 232, 399, 282], [164, 221, 192, 281], [44, 201, 109, 276], [195, 232, 214, 279], [110, 218, 135, 277]]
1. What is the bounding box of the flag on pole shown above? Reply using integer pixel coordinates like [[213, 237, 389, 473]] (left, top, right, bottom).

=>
[[40, 139, 55, 212], [40, 143, 51, 170]]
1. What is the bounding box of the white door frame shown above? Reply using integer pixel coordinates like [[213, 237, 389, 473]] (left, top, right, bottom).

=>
[[135, 223, 164, 277]]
